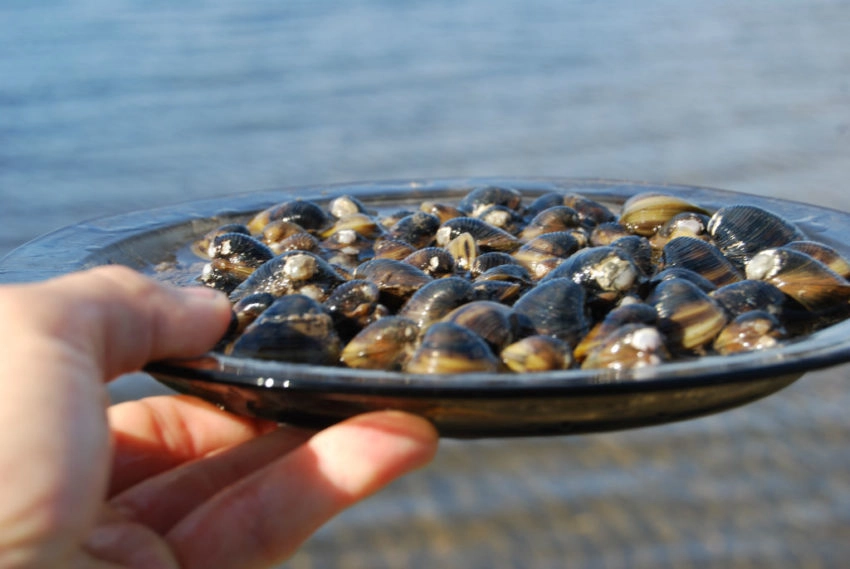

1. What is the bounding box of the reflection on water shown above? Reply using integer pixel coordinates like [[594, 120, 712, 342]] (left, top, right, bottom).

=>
[[2, 0, 850, 257], [2, 0, 850, 567]]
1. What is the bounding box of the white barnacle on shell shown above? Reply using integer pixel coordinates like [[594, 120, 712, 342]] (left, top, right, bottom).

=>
[[745, 249, 782, 281], [283, 253, 318, 281], [591, 256, 637, 291]]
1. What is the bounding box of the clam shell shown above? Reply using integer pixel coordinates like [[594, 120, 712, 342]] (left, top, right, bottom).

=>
[[501, 335, 573, 372], [574, 302, 658, 363], [745, 247, 850, 312], [712, 310, 788, 356], [271, 231, 322, 255], [372, 238, 417, 260], [647, 278, 728, 352], [198, 265, 244, 293], [229, 250, 345, 302], [380, 209, 417, 229], [385, 212, 441, 249], [471, 280, 524, 305], [436, 217, 521, 253], [513, 278, 589, 345], [470, 251, 522, 277], [543, 246, 642, 295], [524, 192, 616, 227], [457, 185, 523, 217], [327, 194, 371, 219], [227, 294, 341, 364], [339, 316, 420, 370], [660, 236, 742, 287], [473, 264, 534, 289], [261, 220, 311, 250], [320, 229, 372, 259], [650, 212, 711, 250], [647, 267, 717, 294], [561, 193, 618, 227], [402, 247, 457, 278], [420, 200, 465, 223], [709, 279, 788, 318], [404, 322, 501, 374], [523, 192, 565, 219], [512, 231, 581, 279], [208, 232, 274, 271], [444, 231, 479, 272], [619, 192, 710, 237], [193, 223, 251, 258], [323, 279, 383, 341], [247, 199, 331, 235], [580, 324, 670, 370], [476, 205, 525, 235], [611, 235, 654, 277], [707, 204, 806, 267], [230, 292, 276, 336], [519, 206, 581, 241], [441, 300, 522, 353], [398, 276, 476, 329], [589, 221, 632, 246], [319, 212, 383, 240], [353, 258, 434, 309], [784, 240, 850, 279]]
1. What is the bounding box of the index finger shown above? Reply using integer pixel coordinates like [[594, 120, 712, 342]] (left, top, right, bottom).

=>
[[107, 395, 285, 495]]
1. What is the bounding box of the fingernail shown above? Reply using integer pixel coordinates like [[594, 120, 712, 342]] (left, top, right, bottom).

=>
[[180, 286, 227, 302], [177, 286, 232, 313]]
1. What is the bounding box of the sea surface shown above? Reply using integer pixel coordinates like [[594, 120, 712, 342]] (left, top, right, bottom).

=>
[[2, 1, 849, 567]]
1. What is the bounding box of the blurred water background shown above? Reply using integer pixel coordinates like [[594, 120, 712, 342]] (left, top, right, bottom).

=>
[[2, 1, 850, 567]]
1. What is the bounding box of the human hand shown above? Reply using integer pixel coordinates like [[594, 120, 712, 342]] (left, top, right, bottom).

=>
[[0, 266, 438, 568]]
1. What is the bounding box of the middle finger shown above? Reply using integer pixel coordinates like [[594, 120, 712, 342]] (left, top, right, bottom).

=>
[[110, 426, 312, 533]]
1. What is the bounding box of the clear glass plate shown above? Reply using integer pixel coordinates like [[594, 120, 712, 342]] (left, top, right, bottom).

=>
[[3, 177, 850, 437]]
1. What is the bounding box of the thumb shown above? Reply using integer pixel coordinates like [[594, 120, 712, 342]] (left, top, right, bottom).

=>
[[20, 265, 233, 381]]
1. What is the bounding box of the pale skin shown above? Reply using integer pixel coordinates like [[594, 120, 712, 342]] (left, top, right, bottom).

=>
[[0, 266, 439, 568]]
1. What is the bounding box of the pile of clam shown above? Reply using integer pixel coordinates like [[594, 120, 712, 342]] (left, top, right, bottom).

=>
[[193, 186, 850, 374]]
